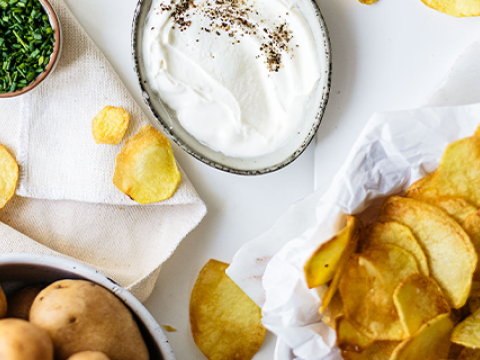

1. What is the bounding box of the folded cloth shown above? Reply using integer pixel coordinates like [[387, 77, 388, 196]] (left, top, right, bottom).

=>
[[227, 38, 480, 359], [0, 0, 206, 302]]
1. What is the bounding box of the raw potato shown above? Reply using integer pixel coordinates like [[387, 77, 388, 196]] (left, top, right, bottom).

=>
[[393, 274, 450, 336], [67, 352, 110, 360], [0, 285, 6, 318], [451, 307, 480, 348], [359, 221, 429, 276], [29, 280, 149, 360], [339, 245, 419, 341], [92, 106, 130, 145], [380, 196, 477, 308], [390, 313, 453, 360], [438, 137, 480, 207], [113, 125, 182, 204], [6, 285, 44, 320], [0, 144, 19, 209], [420, 0, 480, 17], [190, 259, 266, 360], [0, 318, 54, 360]]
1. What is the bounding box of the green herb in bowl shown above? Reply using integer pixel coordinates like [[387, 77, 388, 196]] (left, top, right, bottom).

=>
[[0, 0, 55, 93]]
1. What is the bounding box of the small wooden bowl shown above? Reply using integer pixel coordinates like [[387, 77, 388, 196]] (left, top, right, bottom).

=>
[[0, 0, 62, 99]]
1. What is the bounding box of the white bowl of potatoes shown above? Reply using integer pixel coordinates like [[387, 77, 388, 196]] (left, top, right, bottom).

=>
[[0, 253, 175, 360]]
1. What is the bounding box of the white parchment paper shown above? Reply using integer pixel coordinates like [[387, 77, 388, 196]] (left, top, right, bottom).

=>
[[227, 39, 480, 360]]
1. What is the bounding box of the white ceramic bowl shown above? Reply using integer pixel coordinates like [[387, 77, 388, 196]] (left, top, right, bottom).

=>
[[0, 253, 175, 360], [132, 0, 331, 175]]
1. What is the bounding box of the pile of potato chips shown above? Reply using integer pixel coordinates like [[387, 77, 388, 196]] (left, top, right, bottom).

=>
[[304, 129, 480, 360]]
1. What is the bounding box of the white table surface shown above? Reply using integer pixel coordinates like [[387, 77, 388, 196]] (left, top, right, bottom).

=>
[[64, 0, 480, 359]]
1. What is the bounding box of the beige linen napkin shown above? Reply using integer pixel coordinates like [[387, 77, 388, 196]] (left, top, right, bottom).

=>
[[0, 0, 206, 302]]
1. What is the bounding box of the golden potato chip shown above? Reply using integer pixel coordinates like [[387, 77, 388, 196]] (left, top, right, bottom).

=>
[[358, 0, 379, 4], [390, 313, 453, 360], [359, 221, 429, 276], [376, 341, 400, 356], [336, 315, 374, 353], [113, 125, 182, 204], [321, 291, 344, 330], [393, 274, 450, 336], [463, 211, 480, 281], [0, 145, 18, 209], [405, 171, 477, 224], [304, 215, 361, 289], [380, 196, 477, 308], [341, 342, 390, 360], [438, 137, 480, 207], [339, 244, 419, 341], [458, 348, 480, 360], [92, 106, 130, 145], [452, 308, 480, 348], [190, 259, 266, 360], [420, 0, 480, 17]]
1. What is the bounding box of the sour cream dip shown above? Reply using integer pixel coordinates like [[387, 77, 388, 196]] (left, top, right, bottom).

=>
[[143, 0, 320, 158]]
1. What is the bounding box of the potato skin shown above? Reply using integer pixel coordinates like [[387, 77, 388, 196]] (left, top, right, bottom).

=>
[[0, 318, 54, 360], [67, 351, 110, 360], [6, 285, 44, 320], [0, 285, 6, 318], [30, 280, 149, 360]]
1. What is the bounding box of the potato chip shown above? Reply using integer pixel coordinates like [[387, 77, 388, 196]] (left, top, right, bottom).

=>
[[92, 106, 130, 145], [438, 137, 480, 207], [113, 125, 182, 204], [376, 341, 400, 356], [190, 259, 266, 360], [336, 315, 374, 353], [339, 244, 419, 340], [0, 144, 18, 209], [406, 171, 477, 224], [458, 348, 480, 360], [321, 291, 344, 330], [359, 221, 429, 276], [420, 0, 480, 17], [452, 307, 480, 348], [393, 274, 450, 336], [304, 215, 361, 289], [380, 196, 477, 308], [463, 211, 480, 281], [341, 342, 390, 360], [390, 313, 453, 360]]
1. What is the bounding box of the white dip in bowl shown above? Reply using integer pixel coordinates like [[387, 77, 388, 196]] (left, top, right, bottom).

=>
[[142, 0, 321, 158]]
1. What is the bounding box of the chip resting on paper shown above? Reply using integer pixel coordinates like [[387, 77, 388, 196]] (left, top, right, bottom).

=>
[[420, 0, 480, 17], [190, 259, 266, 360], [92, 106, 130, 145], [113, 125, 182, 204], [0, 144, 19, 209], [380, 196, 477, 308]]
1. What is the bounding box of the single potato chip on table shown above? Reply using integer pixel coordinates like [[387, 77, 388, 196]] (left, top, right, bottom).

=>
[[393, 273, 450, 336], [92, 106, 130, 145], [380, 196, 477, 308], [113, 125, 182, 204], [0, 144, 18, 209], [359, 221, 429, 276], [190, 259, 266, 360], [339, 244, 419, 341], [390, 313, 454, 360], [420, 0, 480, 17]]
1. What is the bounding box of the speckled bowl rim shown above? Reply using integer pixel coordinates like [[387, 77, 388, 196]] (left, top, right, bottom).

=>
[[132, 0, 332, 175], [0, 0, 62, 99]]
